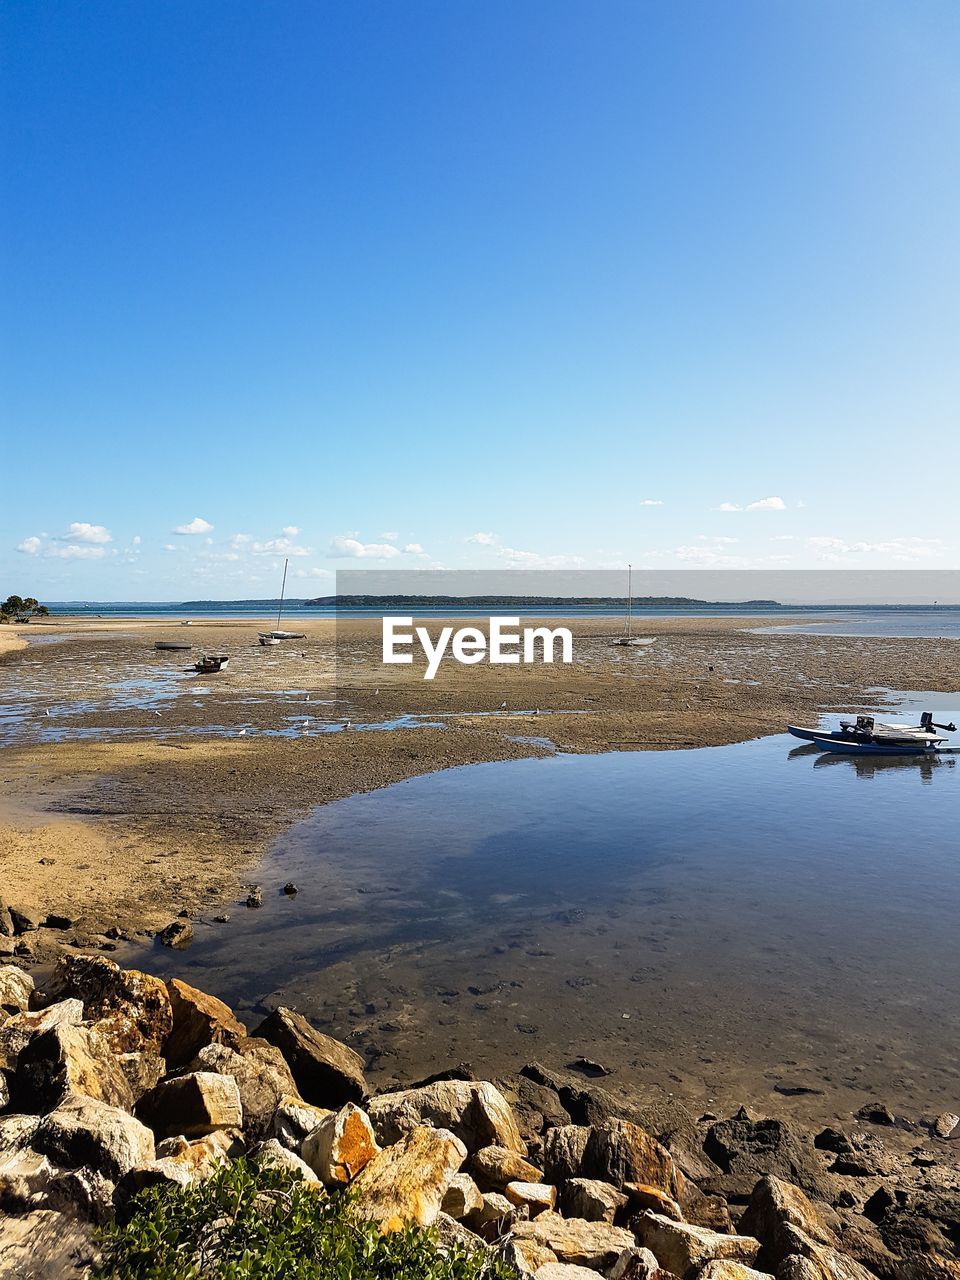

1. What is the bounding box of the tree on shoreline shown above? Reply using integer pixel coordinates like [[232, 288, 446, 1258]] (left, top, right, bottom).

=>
[[0, 594, 49, 623]]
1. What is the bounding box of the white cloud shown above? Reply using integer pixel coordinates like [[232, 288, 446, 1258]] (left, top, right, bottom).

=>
[[294, 567, 334, 579], [48, 544, 106, 560], [380, 531, 399, 542], [174, 517, 214, 535], [17, 536, 42, 555], [698, 534, 738, 545], [466, 531, 498, 545], [402, 543, 425, 555], [497, 546, 586, 569], [281, 525, 299, 537], [231, 533, 251, 546], [131, 535, 141, 546], [59, 522, 112, 544], [163, 544, 177, 552], [806, 535, 944, 562], [329, 535, 401, 559], [717, 496, 786, 513], [251, 536, 310, 557], [638, 499, 664, 507]]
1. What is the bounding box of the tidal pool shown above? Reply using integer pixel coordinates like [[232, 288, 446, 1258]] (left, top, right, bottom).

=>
[[131, 701, 960, 1124]]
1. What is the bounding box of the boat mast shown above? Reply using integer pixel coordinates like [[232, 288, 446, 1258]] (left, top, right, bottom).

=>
[[276, 557, 288, 631], [623, 564, 633, 639]]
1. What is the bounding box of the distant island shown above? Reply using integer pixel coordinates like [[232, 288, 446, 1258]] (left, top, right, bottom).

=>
[[303, 594, 784, 608]]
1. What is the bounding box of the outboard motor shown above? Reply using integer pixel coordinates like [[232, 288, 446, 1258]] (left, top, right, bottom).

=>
[[922, 711, 958, 733], [855, 714, 875, 734]]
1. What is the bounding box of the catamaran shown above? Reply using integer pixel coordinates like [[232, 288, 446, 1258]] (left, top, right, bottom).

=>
[[613, 564, 656, 647], [788, 712, 957, 755], [259, 558, 305, 645]]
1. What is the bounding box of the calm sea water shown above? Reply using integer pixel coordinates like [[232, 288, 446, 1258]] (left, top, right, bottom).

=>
[[130, 690, 960, 1120], [40, 603, 960, 638]]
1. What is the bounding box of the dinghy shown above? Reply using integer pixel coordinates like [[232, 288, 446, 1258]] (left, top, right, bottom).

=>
[[258, 558, 306, 645], [155, 641, 192, 651], [613, 565, 656, 648], [191, 654, 229, 674]]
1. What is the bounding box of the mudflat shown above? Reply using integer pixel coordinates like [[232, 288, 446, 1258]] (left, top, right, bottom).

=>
[[0, 613, 957, 955]]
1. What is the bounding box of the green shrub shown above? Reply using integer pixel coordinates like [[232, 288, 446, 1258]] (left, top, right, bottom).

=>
[[92, 1158, 518, 1279]]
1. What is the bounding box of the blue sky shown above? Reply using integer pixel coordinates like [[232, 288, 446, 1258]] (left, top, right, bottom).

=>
[[2, 0, 959, 598]]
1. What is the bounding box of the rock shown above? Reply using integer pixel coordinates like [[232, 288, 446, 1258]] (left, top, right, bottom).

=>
[[854, 1102, 895, 1126], [0, 965, 33, 1014], [116, 1047, 166, 1102], [468, 1189, 520, 1238], [164, 978, 246, 1069], [301, 1102, 380, 1185], [44, 1165, 117, 1224], [697, 1266, 774, 1279], [500, 1238, 558, 1274], [607, 1246, 664, 1279], [864, 1185, 960, 1261], [0, 908, 13, 938], [472, 1143, 545, 1190], [246, 886, 263, 908], [561, 1177, 629, 1224], [43, 913, 76, 930], [0, 1208, 95, 1278], [351, 1124, 467, 1232], [515, 1074, 573, 1137], [510, 1212, 635, 1269], [633, 1211, 761, 1277], [270, 1093, 333, 1151], [581, 1120, 684, 1198], [776, 1242, 877, 1279], [45, 956, 172, 1059], [17, 1023, 135, 1111], [138, 1072, 243, 1140], [814, 1128, 853, 1155], [368, 1078, 524, 1155], [32, 1094, 156, 1179], [541, 1125, 592, 1181], [535, 1265, 606, 1280], [0, 1115, 40, 1155], [251, 1137, 320, 1183], [505, 1181, 558, 1215], [254, 1007, 367, 1107], [188, 1038, 299, 1142], [442, 1171, 484, 1219], [0, 998, 84, 1072], [433, 1211, 490, 1254], [703, 1110, 834, 1200], [934, 1112, 959, 1139], [283, 882, 299, 896], [8, 905, 42, 934], [678, 1182, 732, 1233], [116, 1129, 241, 1200], [738, 1175, 839, 1268], [159, 920, 193, 948], [0, 1148, 57, 1210], [624, 1181, 684, 1221]]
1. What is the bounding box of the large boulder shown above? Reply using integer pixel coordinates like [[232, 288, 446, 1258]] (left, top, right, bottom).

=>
[[32, 1094, 155, 1180], [37, 955, 172, 1054], [115, 1129, 241, 1200], [270, 1094, 333, 1151], [254, 1007, 366, 1107], [369, 1079, 524, 1154], [442, 1172, 484, 1220], [164, 979, 247, 1069], [187, 1039, 299, 1142], [541, 1125, 592, 1181], [581, 1120, 684, 1199], [17, 1023, 134, 1111], [471, 1144, 545, 1191], [0, 1208, 94, 1278], [777, 1247, 879, 1279], [301, 1102, 380, 1185], [351, 1125, 467, 1232], [505, 1181, 557, 1215], [0, 1114, 41, 1153], [0, 999, 84, 1072], [633, 1211, 761, 1278], [510, 1211, 635, 1269], [0, 1148, 57, 1211], [697, 1266, 774, 1279], [561, 1177, 629, 1224], [251, 1138, 320, 1184], [0, 966, 33, 1014], [739, 1175, 839, 1270], [704, 1109, 833, 1200], [137, 1072, 243, 1140]]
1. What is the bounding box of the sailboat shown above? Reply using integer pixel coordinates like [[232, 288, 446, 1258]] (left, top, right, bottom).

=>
[[613, 564, 656, 647], [259, 558, 306, 645]]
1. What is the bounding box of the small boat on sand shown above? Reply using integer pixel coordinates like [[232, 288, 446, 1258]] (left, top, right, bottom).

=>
[[613, 565, 656, 648], [191, 655, 229, 674], [788, 712, 956, 755], [258, 558, 306, 645], [155, 641, 192, 651]]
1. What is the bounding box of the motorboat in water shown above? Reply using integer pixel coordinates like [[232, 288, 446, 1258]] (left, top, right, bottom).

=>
[[788, 712, 956, 755]]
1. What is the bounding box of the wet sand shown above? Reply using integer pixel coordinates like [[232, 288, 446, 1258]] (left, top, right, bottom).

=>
[[1, 614, 958, 955]]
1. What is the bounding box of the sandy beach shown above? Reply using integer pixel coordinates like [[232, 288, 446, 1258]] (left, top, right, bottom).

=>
[[2, 613, 958, 955]]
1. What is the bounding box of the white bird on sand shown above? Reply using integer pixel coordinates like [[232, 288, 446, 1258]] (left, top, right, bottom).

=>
[[237, 728, 247, 736], [499, 701, 507, 711], [45, 709, 52, 716], [152, 710, 162, 717]]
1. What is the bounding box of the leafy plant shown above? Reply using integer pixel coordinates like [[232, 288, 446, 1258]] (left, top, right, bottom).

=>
[[91, 1158, 518, 1279]]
